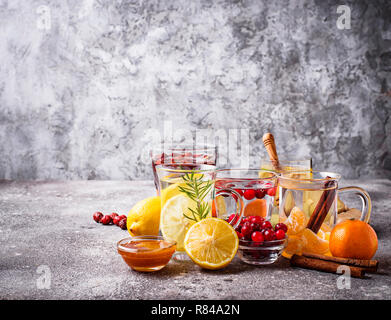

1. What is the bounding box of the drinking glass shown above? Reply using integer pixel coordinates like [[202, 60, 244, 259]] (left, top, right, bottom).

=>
[[151, 144, 218, 193], [260, 158, 313, 215], [157, 165, 242, 260], [260, 158, 313, 174], [278, 171, 372, 257], [214, 169, 279, 224]]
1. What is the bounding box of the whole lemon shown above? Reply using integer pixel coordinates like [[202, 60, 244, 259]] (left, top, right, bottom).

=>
[[127, 196, 161, 236]]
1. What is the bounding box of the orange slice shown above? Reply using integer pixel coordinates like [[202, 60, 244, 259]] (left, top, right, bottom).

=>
[[285, 207, 307, 235], [301, 228, 329, 255], [244, 199, 267, 217], [282, 232, 306, 259]]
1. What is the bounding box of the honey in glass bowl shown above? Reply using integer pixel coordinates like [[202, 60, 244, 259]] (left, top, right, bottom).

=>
[[117, 236, 176, 272]]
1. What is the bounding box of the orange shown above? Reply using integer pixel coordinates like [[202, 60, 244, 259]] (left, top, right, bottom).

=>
[[244, 199, 267, 217], [329, 220, 378, 260], [301, 228, 329, 255], [285, 206, 307, 235]]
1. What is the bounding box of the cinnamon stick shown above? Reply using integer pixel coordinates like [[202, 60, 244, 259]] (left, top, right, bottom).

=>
[[302, 253, 378, 273], [307, 178, 336, 233], [290, 254, 366, 278]]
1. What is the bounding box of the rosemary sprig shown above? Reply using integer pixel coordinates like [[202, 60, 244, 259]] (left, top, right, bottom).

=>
[[178, 172, 213, 222]]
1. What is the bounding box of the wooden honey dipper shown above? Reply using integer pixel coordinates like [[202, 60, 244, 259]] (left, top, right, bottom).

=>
[[262, 133, 281, 172]]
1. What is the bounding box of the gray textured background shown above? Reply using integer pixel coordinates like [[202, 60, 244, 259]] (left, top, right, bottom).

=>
[[0, 0, 390, 180]]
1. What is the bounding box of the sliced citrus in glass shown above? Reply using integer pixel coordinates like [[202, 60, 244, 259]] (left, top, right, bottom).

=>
[[301, 228, 329, 254], [160, 179, 186, 204], [244, 199, 267, 217], [160, 194, 199, 251], [184, 218, 239, 270], [285, 206, 307, 235], [211, 195, 227, 217]]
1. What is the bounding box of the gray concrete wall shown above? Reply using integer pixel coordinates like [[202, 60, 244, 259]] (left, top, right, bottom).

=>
[[0, 0, 390, 180]]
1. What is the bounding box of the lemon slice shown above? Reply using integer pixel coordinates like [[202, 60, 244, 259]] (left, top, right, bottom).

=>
[[184, 218, 239, 270], [160, 181, 185, 204], [160, 194, 197, 251]]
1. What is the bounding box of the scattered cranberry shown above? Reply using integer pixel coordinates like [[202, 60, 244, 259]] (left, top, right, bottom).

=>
[[113, 215, 122, 226], [274, 223, 288, 233], [110, 212, 119, 220], [263, 229, 276, 241], [118, 218, 127, 230], [119, 215, 127, 221], [100, 215, 112, 225], [275, 229, 286, 240], [255, 189, 266, 199], [251, 231, 264, 243], [267, 187, 277, 197], [243, 189, 256, 200], [261, 221, 273, 230], [93, 212, 103, 223]]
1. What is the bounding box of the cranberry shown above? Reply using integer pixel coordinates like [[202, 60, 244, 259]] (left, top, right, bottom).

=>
[[261, 221, 273, 229], [236, 231, 243, 238], [228, 213, 239, 224], [243, 189, 256, 200], [93, 212, 103, 223], [275, 229, 286, 240], [110, 212, 119, 220], [251, 231, 264, 243], [100, 215, 112, 225], [250, 222, 260, 232], [234, 189, 244, 196], [242, 216, 251, 224], [118, 218, 127, 230], [113, 215, 122, 226], [255, 189, 266, 199], [243, 221, 252, 228], [263, 229, 276, 241], [267, 187, 277, 197], [274, 223, 288, 233], [241, 224, 252, 237], [119, 215, 127, 221], [235, 225, 242, 233], [250, 216, 264, 224]]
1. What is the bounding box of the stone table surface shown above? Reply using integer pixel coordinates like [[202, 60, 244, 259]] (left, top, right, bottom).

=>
[[0, 179, 390, 300]]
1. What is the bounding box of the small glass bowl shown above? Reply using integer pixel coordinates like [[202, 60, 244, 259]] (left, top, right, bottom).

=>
[[237, 237, 287, 265], [117, 236, 176, 272]]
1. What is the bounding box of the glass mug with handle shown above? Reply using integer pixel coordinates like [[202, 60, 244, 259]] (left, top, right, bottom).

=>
[[214, 169, 279, 224], [278, 171, 371, 258], [156, 165, 243, 260]]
